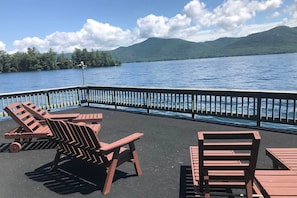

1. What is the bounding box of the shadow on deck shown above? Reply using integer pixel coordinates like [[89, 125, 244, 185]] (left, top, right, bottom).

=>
[[1, 107, 297, 198]]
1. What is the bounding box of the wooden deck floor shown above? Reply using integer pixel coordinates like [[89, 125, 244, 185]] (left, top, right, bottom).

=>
[[1, 107, 297, 198]]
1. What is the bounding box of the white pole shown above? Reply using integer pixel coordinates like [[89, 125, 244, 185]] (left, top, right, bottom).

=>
[[82, 66, 85, 85], [80, 61, 87, 85]]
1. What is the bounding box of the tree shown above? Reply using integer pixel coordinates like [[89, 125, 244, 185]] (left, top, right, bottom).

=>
[[0, 47, 121, 73], [57, 52, 72, 69], [40, 48, 57, 70], [71, 48, 82, 66], [24, 47, 41, 71], [71, 48, 121, 67], [10, 52, 23, 72], [0, 50, 11, 72]]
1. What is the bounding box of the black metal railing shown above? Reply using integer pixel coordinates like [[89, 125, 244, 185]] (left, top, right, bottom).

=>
[[1, 86, 297, 130]]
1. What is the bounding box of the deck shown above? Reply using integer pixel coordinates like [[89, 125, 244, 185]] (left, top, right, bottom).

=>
[[1, 107, 297, 198]]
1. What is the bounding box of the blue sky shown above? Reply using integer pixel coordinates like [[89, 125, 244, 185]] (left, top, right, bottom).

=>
[[0, 0, 296, 53]]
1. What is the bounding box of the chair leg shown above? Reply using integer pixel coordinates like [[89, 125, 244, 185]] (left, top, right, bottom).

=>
[[129, 142, 142, 176], [102, 148, 120, 195], [246, 180, 253, 198], [204, 176, 210, 198]]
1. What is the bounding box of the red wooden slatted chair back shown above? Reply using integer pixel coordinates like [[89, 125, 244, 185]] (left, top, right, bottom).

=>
[[198, 131, 261, 196], [46, 119, 76, 156], [4, 102, 46, 133], [66, 121, 106, 164], [23, 101, 49, 120]]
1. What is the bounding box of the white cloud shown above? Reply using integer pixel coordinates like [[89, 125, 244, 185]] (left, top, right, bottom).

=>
[[183, 0, 209, 26], [286, 0, 297, 19], [13, 37, 48, 52], [0, 41, 5, 51], [136, 14, 170, 38], [80, 19, 135, 48], [183, 0, 283, 30], [253, 0, 283, 11], [136, 13, 193, 39], [7, 0, 296, 53], [167, 14, 192, 38], [12, 19, 135, 53], [212, 1, 254, 29], [271, 11, 280, 18], [140, 0, 286, 42]]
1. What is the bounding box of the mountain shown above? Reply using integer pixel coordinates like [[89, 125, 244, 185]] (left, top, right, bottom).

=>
[[220, 26, 297, 56], [111, 37, 210, 62], [111, 26, 297, 63]]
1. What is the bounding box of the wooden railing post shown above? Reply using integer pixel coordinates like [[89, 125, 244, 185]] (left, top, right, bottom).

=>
[[45, 91, 51, 110], [146, 91, 150, 114], [77, 88, 82, 106], [86, 87, 90, 107], [257, 96, 262, 127], [114, 90, 117, 110], [191, 93, 195, 119]]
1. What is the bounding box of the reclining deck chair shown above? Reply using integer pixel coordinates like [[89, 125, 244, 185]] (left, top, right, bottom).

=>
[[4, 102, 101, 152], [46, 118, 144, 195], [4, 102, 52, 152], [22, 101, 103, 123], [190, 131, 261, 198]]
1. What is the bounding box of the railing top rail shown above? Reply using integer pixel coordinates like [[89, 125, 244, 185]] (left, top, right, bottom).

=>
[[2, 85, 297, 97], [85, 85, 297, 96], [0, 86, 82, 97], [2, 85, 297, 99]]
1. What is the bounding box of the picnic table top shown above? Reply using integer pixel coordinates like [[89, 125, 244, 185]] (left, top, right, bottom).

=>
[[1, 106, 297, 198]]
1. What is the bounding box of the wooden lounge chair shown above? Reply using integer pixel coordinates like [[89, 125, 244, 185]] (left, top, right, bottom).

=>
[[4, 102, 52, 152], [189, 131, 261, 198], [4, 102, 101, 152], [22, 101, 101, 133], [46, 118, 144, 195], [22, 101, 103, 123]]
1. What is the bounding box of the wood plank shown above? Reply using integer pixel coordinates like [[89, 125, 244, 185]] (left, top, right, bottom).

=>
[[266, 148, 297, 171], [255, 173, 297, 197]]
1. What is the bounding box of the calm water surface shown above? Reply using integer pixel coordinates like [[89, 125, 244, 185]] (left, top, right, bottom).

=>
[[1, 53, 297, 93]]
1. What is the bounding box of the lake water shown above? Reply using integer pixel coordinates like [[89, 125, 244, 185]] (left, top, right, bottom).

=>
[[2, 53, 297, 131], [1, 53, 297, 93]]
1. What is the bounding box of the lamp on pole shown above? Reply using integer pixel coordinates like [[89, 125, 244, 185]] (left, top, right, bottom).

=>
[[78, 61, 87, 85]]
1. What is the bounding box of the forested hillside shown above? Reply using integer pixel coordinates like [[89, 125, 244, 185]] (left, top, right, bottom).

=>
[[111, 26, 297, 62], [0, 48, 121, 73]]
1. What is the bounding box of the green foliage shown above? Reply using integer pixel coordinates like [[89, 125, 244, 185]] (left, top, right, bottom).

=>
[[71, 48, 121, 67], [0, 48, 121, 73]]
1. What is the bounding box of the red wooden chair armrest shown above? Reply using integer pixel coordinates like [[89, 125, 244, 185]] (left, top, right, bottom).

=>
[[100, 132, 144, 152]]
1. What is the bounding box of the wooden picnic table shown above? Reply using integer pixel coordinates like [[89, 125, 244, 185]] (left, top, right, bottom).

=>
[[266, 148, 297, 171], [253, 148, 297, 197], [255, 173, 297, 197]]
